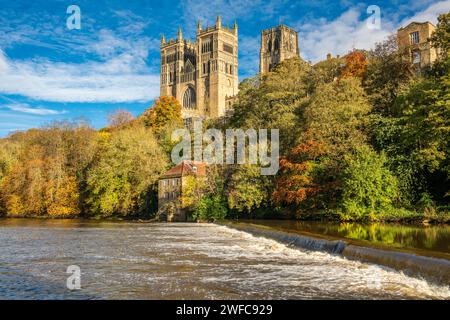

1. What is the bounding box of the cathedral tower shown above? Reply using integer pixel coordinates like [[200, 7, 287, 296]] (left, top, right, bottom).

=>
[[160, 17, 238, 121], [260, 25, 299, 73]]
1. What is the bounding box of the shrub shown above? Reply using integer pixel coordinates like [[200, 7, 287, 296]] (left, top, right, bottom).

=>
[[192, 195, 228, 222], [340, 146, 399, 219]]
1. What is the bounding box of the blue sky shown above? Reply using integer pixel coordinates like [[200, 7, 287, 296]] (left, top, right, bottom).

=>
[[0, 0, 449, 136]]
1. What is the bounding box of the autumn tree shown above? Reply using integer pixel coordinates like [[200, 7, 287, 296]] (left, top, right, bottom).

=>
[[273, 139, 328, 210], [142, 96, 183, 133], [340, 50, 368, 79], [0, 121, 96, 217], [86, 127, 169, 217]]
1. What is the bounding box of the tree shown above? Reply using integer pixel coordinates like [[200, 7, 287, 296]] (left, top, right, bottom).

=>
[[430, 12, 450, 60], [227, 165, 272, 214], [180, 175, 207, 208], [192, 195, 228, 222], [301, 77, 371, 165], [309, 56, 344, 89], [340, 50, 368, 79], [86, 127, 168, 217], [363, 35, 413, 115], [107, 110, 134, 128], [0, 122, 96, 217], [142, 96, 183, 133], [228, 58, 311, 154], [340, 146, 399, 220], [273, 139, 329, 210]]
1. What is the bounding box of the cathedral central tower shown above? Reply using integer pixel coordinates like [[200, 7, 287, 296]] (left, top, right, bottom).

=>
[[260, 25, 299, 73]]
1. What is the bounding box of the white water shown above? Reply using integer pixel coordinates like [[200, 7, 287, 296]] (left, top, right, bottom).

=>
[[0, 220, 448, 299]]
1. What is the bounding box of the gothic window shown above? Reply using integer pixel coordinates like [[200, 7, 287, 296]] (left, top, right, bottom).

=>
[[185, 59, 194, 73], [274, 37, 280, 51], [202, 39, 212, 53], [183, 86, 196, 109], [410, 31, 419, 45]]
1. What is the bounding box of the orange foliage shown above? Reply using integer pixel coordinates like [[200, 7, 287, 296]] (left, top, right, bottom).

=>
[[273, 139, 326, 206], [340, 50, 368, 79], [142, 96, 183, 132]]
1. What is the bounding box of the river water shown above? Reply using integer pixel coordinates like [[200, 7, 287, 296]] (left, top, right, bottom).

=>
[[0, 219, 449, 299]]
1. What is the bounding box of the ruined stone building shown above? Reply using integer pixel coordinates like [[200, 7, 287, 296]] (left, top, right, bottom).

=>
[[397, 21, 438, 72], [160, 16, 238, 122], [260, 24, 300, 73]]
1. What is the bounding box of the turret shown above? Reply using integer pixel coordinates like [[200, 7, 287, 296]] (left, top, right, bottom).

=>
[[216, 16, 221, 29], [178, 27, 183, 41], [197, 20, 202, 34], [233, 20, 238, 35], [161, 34, 165, 45]]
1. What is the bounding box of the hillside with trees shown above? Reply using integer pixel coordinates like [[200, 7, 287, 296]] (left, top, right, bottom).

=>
[[0, 13, 448, 222]]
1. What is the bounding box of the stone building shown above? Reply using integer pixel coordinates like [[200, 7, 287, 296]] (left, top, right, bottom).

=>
[[158, 161, 206, 222], [160, 16, 239, 122], [397, 21, 438, 71], [260, 24, 300, 73]]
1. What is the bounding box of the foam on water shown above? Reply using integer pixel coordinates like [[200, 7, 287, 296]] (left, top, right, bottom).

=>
[[0, 220, 449, 299]]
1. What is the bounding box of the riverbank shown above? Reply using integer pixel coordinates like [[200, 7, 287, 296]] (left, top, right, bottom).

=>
[[218, 220, 450, 287]]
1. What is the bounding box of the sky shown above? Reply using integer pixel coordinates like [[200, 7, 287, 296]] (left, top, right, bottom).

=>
[[0, 0, 449, 136]]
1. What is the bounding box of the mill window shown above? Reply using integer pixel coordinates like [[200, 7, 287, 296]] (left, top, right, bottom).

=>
[[410, 31, 419, 45]]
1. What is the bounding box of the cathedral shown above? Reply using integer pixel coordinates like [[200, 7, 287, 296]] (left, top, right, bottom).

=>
[[160, 16, 239, 121], [160, 18, 300, 121]]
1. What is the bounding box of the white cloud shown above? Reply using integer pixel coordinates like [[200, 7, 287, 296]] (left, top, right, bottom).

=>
[[296, 1, 449, 63], [297, 7, 394, 63], [0, 47, 160, 103], [4, 103, 66, 115], [400, 0, 450, 27]]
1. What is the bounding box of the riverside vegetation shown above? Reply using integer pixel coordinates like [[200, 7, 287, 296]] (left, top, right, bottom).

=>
[[0, 13, 449, 223]]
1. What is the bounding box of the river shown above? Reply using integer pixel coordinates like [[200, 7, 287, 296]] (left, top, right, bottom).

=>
[[0, 219, 449, 299]]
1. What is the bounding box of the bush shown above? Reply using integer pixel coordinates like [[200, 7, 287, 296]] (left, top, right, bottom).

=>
[[192, 195, 228, 222], [340, 146, 399, 219]]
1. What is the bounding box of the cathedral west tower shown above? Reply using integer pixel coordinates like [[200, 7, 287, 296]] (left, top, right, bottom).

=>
[[160, 16, 238, 121]]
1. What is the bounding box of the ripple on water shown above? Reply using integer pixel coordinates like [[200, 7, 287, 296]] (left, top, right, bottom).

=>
[[0, 220, 448, 299]]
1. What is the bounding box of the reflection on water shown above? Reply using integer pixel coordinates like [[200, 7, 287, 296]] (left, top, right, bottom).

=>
[[240, 220, 450, 259], [0, 219, 449, 299]]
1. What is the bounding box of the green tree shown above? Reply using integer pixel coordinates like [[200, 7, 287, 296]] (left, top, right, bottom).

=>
[[229, 57, 311, 154], [340, 146, 399, 220], [86, 127, 168, 217], [227, 165, 272, 214], [301, 77, 371, 166], [192, 195, 228, 222], [363, 35, 413, 115]]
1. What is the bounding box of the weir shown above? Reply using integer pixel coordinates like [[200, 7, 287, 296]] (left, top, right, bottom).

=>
[[219, 222, 450, 287]]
